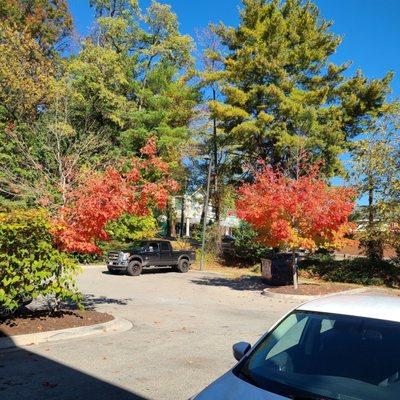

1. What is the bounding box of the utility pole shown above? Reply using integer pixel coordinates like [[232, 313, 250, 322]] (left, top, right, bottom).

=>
[[200, 156, 213, 271], [180, 195, 185, 238], [212, 87, 220, 223]]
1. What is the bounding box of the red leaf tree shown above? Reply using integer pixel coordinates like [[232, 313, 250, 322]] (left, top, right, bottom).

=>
[[236, 165, 356, 288], [52, 138, 179, 254]]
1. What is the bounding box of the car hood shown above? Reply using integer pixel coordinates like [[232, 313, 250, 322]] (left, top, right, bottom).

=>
[[194, 371, 288, 400]]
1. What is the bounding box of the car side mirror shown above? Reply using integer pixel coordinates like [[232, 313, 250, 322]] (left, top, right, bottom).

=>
[[232, 342, 251, 361]]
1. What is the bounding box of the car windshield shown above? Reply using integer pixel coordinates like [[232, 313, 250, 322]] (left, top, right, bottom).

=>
[[236, 311, 400, 400]]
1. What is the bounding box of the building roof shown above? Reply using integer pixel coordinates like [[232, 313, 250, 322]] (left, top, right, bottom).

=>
[[298, 295, 400, 323]]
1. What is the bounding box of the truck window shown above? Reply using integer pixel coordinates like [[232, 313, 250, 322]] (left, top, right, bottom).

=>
[[148, 242, 159, 252], [160, 242, 170, 251]]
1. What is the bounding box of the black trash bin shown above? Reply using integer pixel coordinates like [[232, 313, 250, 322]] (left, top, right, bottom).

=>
[[261, 255, 293, 286]]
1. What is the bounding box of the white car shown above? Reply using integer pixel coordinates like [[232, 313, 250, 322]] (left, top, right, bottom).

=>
[[191, 295, 400, 400]]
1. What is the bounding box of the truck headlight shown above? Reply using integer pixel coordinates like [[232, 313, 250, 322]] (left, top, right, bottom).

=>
[[121, 252, 130, 261]]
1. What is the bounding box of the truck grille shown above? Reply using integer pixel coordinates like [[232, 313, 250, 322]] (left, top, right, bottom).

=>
[[108, 252, 119, 261]]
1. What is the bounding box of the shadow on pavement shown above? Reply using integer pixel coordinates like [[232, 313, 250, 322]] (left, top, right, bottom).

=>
[[141, 268, 175, 275], [83, 294, 133, 309], [191, 275, 267, 291], [0, 333, 148, 400]]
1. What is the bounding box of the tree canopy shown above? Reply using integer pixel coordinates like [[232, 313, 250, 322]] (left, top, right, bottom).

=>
[[205, 0, 394, 177], [236, 164, 356, 251], [0, 0, 72, 52]]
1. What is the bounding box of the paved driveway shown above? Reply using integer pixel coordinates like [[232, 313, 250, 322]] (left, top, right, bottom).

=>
[[1, 267, 302, 400]]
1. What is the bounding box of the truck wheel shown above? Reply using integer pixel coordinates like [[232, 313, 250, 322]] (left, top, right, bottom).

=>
[[177, 259, 190, 273], [126, 261, 142, 276]]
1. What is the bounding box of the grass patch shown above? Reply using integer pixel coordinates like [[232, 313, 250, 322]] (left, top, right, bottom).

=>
[[299, 257, 400, 288], [193, 255, 260, 279]]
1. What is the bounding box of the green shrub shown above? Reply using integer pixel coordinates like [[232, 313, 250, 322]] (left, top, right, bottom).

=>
[[70, 252, 104, 265], [0, 209, 81, 314], [226, 222, 272, 266], [300, 256, 400, 287], [105, 214, 158, 244], [190, 223, 222, 255], [70, 214, 159, 264]]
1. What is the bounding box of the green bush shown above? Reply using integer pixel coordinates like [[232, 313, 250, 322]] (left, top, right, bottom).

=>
[[189, 223, 222, 255], [226, 222, 272, 266], [105, 214, 158, 244], [0, 209, 81, 314], [71, 214, 159, 264], [300, 256, 400, 287], [70, 252, 104, 265]]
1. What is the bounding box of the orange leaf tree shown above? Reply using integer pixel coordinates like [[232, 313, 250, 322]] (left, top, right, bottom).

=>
[[236, 166, 356, 288], [53, 138, 179, 254]]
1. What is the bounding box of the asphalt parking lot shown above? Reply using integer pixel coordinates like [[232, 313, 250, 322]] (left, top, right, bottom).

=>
[[0, 266, 302, 400]]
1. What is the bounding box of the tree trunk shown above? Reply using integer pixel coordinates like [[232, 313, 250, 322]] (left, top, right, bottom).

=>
[[366, 179, 383, 261], [292, 250, 298, 290], [167, 198, 176, 237]]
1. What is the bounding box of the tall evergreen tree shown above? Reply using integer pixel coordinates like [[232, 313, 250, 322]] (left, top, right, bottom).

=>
[[206, 0, 394, 177], [88, 0, 198, 167]]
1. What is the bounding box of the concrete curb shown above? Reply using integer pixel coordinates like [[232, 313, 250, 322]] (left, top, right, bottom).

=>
[[262, 286, 369, 301], [0, 317, 132, 350]]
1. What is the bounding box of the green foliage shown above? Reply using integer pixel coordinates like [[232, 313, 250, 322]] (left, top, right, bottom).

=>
[[206, 0, 395, 177], [0, 81, 110, 208], [189, 223, 221, 255], [120, 61, 199, 178], [66, 42, 132, 135], [0, 0, 72, 53], [0, 20, 55, 122], [69, 213, 160, 262], [0, 209, 81, 314], [87, 0, 198, 181], [300, 256, 400, 287], [227, 222, 272, 266], [351, 111, 400, 260], [90, 0, 193, 69], [105, 214, 158, 244], [70, 252, 104, 265]]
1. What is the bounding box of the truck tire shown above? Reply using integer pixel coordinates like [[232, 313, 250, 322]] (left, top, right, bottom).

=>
[[126, 261, 143, 276], [177, 259, 190, 273]]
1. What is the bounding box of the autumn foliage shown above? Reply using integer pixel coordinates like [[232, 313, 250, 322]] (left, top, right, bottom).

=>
[[236, 166, 356, 251], [53, 139, 179, 253]]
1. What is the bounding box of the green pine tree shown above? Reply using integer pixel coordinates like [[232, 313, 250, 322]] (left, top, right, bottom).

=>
[[206, 0, 395, 177]]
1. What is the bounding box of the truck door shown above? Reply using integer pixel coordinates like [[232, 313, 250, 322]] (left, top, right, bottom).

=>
[[159, 241, 173, 265], [146, 241, 160, 266]]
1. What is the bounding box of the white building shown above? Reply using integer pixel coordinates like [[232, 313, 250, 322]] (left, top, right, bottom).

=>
[[174, 190, 240, 237]]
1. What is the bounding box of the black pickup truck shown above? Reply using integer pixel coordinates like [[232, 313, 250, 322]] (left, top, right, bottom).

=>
[[107, 240, 196, 276]]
